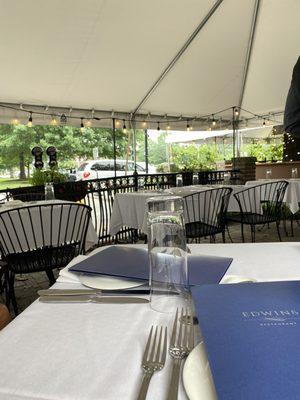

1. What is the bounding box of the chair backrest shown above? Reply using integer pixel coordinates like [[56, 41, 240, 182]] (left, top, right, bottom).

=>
[[183, 187, 233, 233], [233, 181, 289, 218], [0, 202, 92, 273]]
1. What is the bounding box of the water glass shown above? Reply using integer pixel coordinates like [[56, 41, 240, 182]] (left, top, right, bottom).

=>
[[266, 169, 272, 179], [44, 183, 55, 200], [291, 168, 298, 179], [223, 172, 230, 183], [147, 196, 189, 313], [192, 173, 199, 185], [176, 174, 183, 187], [138, 176, 145, 191]]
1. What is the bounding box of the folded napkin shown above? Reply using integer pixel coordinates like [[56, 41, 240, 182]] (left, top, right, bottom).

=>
[[69, 246, 232, 286], [57, 255, 88, 283]]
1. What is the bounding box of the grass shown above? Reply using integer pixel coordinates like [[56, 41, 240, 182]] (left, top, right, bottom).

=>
[[0, 178, 31, 190]]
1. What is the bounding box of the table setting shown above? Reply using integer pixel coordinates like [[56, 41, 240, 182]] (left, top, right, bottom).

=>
[[2, 194, 300, 399]]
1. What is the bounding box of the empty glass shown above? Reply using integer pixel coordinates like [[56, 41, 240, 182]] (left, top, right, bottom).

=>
[[138, 176, 145, 191], [291, 168, 298, 179], [192, 173, 199, 185], [223, 172, 230, 183], [44, 183, 55, 200], [147, 196, 189, 313], [176, 174, 183, 187], [266, 169, 272, 179]]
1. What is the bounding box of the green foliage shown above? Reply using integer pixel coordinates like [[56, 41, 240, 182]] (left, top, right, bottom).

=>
[[171, 143, 223, 171], [241, 142, 283, 161], [30, 168, 67, 186]]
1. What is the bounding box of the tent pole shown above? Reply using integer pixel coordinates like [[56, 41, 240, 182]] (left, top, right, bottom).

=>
[[144, 129, 149, 173], [232, 107, 236, 166], [132, 0, 224, 115], [112, 117, 117, 178]]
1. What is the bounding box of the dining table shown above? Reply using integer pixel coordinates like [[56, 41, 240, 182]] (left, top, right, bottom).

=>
[[109, 185, 245, 235], [1, 242, 300, 400], [245, 179, 300, 214]]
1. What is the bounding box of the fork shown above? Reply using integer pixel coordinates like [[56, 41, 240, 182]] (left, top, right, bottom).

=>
[[137, 325, 167, 400], [166, 308, 194, 400]]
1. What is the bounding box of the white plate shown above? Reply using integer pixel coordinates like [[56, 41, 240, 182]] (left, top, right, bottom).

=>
[[183, 275, 257, 399], [183, 341, 217, 400], [79, 274, 143, 290]]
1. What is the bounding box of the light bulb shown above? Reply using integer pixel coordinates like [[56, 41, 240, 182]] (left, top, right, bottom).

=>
[[27, 112, 33, 127], [51, 116, 58, 126], [142, 121, 147, 128], [80, 118, 85, 132], [85, 120, 92, 128], [167, 124, 171, 130], [115, 120, 120, 127], [157, 122, 160, 131], [234, 108, 239, 116], [11, 118, 19, 125], [122, 120, 127, 133]]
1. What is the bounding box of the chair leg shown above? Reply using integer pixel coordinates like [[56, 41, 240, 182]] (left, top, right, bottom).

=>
[[46, 270, 56, 286], [225, 225, 233, 243], [8, 271, 18, 316], [276, 221, 282, 242], [241, 223, 245, 243], [250, 225, 256, 243], [222, 230, 226, 243]]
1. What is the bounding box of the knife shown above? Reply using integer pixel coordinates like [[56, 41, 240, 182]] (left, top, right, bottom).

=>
[[39, 295, 149, 304], [38, 288, 178, 296]]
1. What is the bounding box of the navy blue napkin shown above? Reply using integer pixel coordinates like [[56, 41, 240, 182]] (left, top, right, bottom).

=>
[[69, 245, 232, 286], [191, 281, 300, 400]]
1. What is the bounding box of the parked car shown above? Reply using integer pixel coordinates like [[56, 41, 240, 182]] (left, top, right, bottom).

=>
[[76, 159, 157, 181]]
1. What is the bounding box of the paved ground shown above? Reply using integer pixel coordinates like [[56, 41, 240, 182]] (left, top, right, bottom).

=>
[[1, 220, 300, 317]]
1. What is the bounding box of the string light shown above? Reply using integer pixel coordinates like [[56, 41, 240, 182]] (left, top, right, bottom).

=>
[[122, 120, 127, 133], [186, 121, 190, 131], [166, 123, 171, 130], [157, 122, 160, 131], [27, 112, 33, 127], [85, 119, 92, 128], [212, 115, 216, 127], [11, 118, 19, 125], [60, 114, 67, 124], [80, 118, 85, 133], [51, 116, 58, 126], [142, 121, 147, 128], [115, 119, 120, 127], [263, 119, 266, 126], [234, 108, 239, 116]]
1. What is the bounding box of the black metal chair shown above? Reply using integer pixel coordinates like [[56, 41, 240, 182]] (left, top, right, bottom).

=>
[[226, 181, 288, 242], [183, 187, 233, 243], [0, 202, 92, 314]]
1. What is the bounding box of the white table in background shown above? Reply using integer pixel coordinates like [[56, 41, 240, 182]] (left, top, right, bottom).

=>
[[245, 179, 300, 214], [109, 185, 245, 235], [1, 242, 300, 400], [0, 199, 98, 251]]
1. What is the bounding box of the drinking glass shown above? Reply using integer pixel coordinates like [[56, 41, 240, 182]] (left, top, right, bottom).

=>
[[138, 176, 145, 191], [147, 195, 189, 313], [291, 168, 298, 179], [192, 173, 199, 185], [223, 172, 230, 183], [44, 183, 55, 200], [266, 169, 272, 179], [176, 174, 183, 187]]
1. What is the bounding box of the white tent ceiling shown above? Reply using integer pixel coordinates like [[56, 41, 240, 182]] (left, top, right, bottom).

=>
[[0, 0, 298, 127]]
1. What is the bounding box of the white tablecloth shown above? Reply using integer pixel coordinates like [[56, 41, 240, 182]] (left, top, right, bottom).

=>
[[0, 200, 98, 252], [1, 242, 300, 400], [245, 179, 300, 214], [109, 186, 244, 235]]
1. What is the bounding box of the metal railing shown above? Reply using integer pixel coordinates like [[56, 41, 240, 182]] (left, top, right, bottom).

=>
[[0, 169, 239, 246]]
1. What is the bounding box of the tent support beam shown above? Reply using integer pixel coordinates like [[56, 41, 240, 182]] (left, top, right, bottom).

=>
[[238, 0, 261, 109], [132, 0, 224, 116]]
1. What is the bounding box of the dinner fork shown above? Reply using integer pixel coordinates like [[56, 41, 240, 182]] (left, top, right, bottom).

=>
[[166, 308, 194, 400], [137, 325, 167, 400]]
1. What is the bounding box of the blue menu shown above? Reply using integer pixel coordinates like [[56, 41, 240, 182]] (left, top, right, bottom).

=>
[[69, 245, 232, 286], [191, 281, 300, 400]]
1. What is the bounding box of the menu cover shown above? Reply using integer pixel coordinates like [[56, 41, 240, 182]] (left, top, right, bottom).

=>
[[191, 281, 300, 400], [69, 245, 232, 286]]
